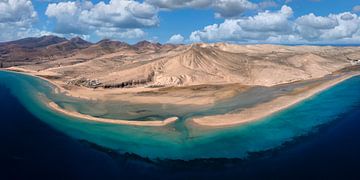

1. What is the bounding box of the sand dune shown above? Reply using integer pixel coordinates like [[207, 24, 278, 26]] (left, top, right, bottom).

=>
[[72, 44, 352, 88]]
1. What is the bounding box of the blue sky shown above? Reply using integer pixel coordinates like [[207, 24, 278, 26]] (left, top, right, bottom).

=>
[[1, 0, 360, 44]]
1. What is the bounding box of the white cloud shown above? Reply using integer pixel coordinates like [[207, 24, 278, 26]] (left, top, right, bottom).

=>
[[0, 0, 37, 23], [95, 28, 146, 40], [0, 0, 38, 41], [46, 1, 78, 17], [145, 0, 211, 9], [320, 13, 360, 40], [146, 0, 257, 18], [237, 5, 293, 32], [190, 5, 293, 42], [212, 0, 257, 18], [190, 5, 360, 44], [167, 34, 184, 44], [190, 20, 240, 42], [46, 1, 88, 34], [295, 13, 338, 40], [295, 12, 360, 41], [296, 13, 338, 29], [78, 1, 158, 28], [45, 0, 158, 39]]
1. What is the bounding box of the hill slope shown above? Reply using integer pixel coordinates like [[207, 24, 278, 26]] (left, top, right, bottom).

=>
[[1, 36, 359, 88], [78, 44, 353, 87]]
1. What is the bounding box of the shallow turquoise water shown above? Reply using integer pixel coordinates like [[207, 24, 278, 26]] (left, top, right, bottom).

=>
[[1, 70, 359, 160]]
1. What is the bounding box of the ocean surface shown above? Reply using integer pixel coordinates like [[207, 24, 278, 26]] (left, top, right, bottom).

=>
[[1, 70, 360, 179]]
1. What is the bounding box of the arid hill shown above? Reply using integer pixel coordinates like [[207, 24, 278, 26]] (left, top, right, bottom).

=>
[[0, 35, 91, 68], [2, 36, 360, 88]]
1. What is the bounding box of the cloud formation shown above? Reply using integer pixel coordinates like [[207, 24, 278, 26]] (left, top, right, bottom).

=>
[[45, 0, 158, 39], [295, 13, 338, 40], [0, 0, 38, 41], [190, 5, 360, 43], [145, 0, 211, 9], [190, 5, 294, 42], [167, 34, 184, 44], [146, 0, 257, 18], [212, 0, 258, 18], [1, 0, 359, 44]]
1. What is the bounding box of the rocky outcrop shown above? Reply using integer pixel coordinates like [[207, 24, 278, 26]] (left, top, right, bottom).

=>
[[102, 71, 155, 89], [67, 78, 102, 88]]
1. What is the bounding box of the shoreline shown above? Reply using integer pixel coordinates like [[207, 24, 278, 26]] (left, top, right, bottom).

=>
[[3, 67, 70, 94], [190, 72, 360, 127], [1, 68, 178, 127], [3, 67, 359, 128], [3, 67, 244, 106]]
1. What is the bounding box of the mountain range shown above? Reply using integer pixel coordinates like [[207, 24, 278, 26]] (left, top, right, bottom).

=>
[[1, 36, 360, 88]]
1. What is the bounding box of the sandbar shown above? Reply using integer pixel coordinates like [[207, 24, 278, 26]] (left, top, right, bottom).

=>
[[47, 101, 178, 126]]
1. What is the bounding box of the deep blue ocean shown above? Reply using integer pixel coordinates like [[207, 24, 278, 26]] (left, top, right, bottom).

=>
[[1, 71, 360, 179]]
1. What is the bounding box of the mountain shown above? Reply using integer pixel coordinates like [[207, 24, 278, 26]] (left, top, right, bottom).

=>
[[76, 39, 135, 58], [0, 36, 180, 68], [0, 36, 92, 68], [70, 37, 92, 47], [1, 36, 359, 88], [46, 37, 93, 53], [95, 39, 132, 52], [89, 43, 354, 88], [134, 40, 162, 52], [0, 35, 67, 48]]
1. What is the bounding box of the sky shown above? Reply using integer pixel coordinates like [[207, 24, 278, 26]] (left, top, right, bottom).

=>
[[1, 0, 360, 44]]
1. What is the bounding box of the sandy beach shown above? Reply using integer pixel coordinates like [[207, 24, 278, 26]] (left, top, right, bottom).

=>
[[190, 72, 360, 127], [5, 67, 69, 94]]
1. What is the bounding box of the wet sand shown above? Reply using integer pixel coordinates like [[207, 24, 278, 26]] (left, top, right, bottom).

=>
[[47, 101, 178, 126]]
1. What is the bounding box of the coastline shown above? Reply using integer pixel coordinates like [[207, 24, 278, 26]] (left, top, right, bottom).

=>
[[4, 67, 245, 106], [4, 67, 69, 94], [190, 72, 360, 127], [3, 67, 359, 128], [2, 68, 178, 127]]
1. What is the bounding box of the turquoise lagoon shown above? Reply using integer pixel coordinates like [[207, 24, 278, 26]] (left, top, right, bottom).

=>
[[1, 70, 360, 160]]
